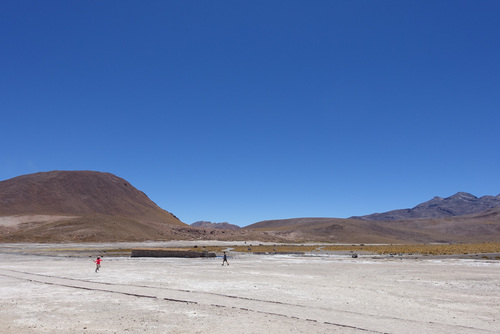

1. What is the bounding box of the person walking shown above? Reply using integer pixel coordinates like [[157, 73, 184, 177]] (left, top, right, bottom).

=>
[[222, 252, 229, 266], [94, 256, 102, 272]]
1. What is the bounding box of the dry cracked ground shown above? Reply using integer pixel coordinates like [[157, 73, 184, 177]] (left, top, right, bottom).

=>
[[0, 242, 499, 333]]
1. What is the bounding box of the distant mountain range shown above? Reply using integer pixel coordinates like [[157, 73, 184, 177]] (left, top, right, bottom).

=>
[[244, 205, 500, 244], [350, 192, 500, 221], [1, 171, 499, 243], [191, 221, 240, 230], [244, 192, 500, 243]]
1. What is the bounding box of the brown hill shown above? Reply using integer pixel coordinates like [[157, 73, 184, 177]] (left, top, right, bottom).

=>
[[244, 207, 500, 244], [0, 170, 186, 242], [191, 221, 241, 230], [3, 170, 498, 244], [0, 170, 183, 222]]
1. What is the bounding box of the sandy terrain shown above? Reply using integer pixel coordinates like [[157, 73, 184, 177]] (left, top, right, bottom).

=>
[[0, 242, 499, 333], [0, 215, 77, 227]]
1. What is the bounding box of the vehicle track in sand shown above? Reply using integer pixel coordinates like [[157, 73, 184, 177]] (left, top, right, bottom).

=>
[[0, 268, 494, 334]]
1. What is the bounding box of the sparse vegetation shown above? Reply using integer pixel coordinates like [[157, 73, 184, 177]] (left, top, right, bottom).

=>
[[160, 243, 500, 256], [342, 243, 500, 255], [6, 243, 500, 258]]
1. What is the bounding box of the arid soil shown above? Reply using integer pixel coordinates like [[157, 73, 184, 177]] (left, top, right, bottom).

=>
[[0, 242, 498, 333], [2, 171, 500, 244], [0, 215, 282, 243], [0, 215, 77, 227]]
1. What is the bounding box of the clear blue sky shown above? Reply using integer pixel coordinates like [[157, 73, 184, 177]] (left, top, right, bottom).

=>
[[1, 1, 499, 227]]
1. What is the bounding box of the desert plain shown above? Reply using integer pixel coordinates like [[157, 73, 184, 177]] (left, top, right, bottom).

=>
[[0, 241, 499, 334]]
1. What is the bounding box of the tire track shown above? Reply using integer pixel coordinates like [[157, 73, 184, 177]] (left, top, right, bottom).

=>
[[0, 268, 382, 333], [1, 268, 494, 334]]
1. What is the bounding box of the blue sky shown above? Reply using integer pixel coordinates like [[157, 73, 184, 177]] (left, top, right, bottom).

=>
[[1, 1, 499, 227]]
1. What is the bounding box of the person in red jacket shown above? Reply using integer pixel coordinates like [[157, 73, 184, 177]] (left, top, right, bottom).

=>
[[94, 257, 102, 273]]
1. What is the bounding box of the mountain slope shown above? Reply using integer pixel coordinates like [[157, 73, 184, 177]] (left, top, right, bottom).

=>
[[350, 192, 500, 221], [244, 208, 500, 244], [0, 170, 186, 242], [245, 197, 500, 244], [191, 221, 240, 230], [0, 170, 183, 225]]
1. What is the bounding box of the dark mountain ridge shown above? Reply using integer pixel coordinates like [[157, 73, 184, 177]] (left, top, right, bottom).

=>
[[245, 206, 500, 244], [191, 221, 240, 230], [350, 192, 500, 221], [244, 192, 500, 243]]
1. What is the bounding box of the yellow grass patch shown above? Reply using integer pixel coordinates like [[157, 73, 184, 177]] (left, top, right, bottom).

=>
[[181, 243, 500, 255], [342, 243, 500, 255]]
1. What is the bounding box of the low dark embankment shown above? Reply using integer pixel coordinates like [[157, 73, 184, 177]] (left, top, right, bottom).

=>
[[131, 248, 216, 258]]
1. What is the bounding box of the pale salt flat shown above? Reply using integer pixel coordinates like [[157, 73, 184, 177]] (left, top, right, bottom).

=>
[[0, 243, 499, 333]]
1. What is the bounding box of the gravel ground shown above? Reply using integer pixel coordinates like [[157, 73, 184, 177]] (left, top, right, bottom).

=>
[[0, 243, 499, 333]]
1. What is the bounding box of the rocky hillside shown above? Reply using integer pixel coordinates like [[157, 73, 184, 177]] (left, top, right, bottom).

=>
[[245, 193, 500, 243], [245, 206, 500, 244], [350, 192, 500, 221], [0, 170, 183, 224], [0, 170, 185, 242], [2, 172, 499, 244]]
